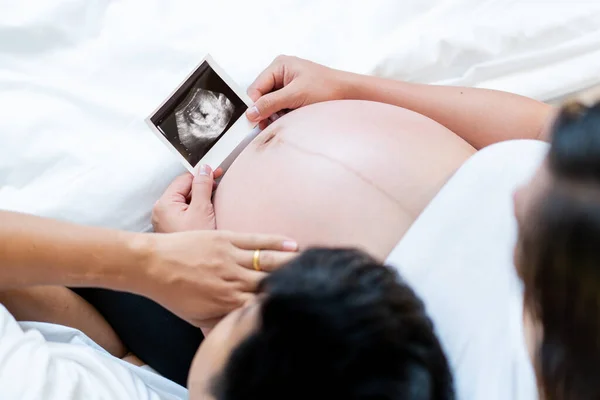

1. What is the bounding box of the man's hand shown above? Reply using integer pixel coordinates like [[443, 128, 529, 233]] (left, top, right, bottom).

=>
[[152, 165, 223, 233], [245, 55, 352, 125], [142, 230, 298, 329]]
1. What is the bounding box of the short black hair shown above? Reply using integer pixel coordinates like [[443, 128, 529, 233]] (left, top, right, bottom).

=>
[[210, 248, 454, 400], [519, 101, 600, 400]]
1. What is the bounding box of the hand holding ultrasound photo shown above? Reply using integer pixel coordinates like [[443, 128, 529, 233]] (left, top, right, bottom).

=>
[[147, 55, 255, 172]]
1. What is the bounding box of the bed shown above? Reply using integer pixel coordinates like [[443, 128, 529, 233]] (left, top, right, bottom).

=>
[[2, 2, 600, 399], [1, 0, 599, 232]]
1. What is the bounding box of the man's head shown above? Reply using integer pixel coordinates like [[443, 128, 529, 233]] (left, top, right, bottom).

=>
[[513, 100, 600, 399], [189, 248, 454, 400]]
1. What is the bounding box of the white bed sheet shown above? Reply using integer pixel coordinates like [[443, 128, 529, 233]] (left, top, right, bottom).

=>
[[372, 0, 600, 101], [0, 0, 599, 233]]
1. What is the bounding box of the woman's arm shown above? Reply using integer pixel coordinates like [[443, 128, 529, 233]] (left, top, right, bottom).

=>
[[0, 211, 149, 291], [342, 75, 555, 149], [0, 212, 148, 358], [0, 169, 297, 330], [246, 55, 556, 149]]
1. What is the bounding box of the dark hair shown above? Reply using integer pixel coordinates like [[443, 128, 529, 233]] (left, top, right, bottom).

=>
[[210, 248, 454, 400], [519, 101, 600, 399]]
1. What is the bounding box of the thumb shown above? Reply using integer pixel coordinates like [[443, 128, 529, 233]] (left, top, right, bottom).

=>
[[246, 85, 299, 123], [190, 164, 214, 211]]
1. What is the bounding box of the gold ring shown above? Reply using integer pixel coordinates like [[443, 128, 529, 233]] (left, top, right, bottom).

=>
[[253, 249, 262, 272]]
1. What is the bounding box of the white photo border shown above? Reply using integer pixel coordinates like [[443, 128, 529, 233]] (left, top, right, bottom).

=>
[[145, 54, 256, 173]]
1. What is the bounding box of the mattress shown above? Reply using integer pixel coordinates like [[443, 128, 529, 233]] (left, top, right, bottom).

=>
[[1, 0, 599, 232]]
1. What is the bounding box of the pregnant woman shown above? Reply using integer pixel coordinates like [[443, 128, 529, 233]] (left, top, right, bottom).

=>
[[194, 57, 600, 400], [85, 56, 553, 387], [159, 58, 600, 400], [2, 57, 564, 399], [215, 99, 474, 259]]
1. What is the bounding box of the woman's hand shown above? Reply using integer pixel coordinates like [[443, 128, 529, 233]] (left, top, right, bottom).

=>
[[152, 165, 223, 233], [148, 164, 298, 328], [143, 229, 298, 329], [245, 55, 352, 125]]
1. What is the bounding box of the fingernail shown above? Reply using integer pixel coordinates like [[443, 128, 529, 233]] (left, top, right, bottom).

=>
[[269, 113, 280, 122], [282, 240, 298, 251], [247, 106, 260, 121], [198, 164, 211, 176]]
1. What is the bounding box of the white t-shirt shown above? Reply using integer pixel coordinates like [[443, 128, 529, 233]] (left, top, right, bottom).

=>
[[385, 139, 548, 400], [0, 305, 187, 399]]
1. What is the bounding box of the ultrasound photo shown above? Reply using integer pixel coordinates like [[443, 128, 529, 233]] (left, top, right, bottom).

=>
[[148, 58, 248, 168]]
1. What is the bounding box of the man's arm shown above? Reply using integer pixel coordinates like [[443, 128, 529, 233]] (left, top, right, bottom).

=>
[[246, 55, 556, 149], [0, 286, 128, 357]]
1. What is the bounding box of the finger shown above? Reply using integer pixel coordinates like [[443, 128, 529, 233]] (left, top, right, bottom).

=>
[[225, 231, 299, 252], [234, 267, 269, 291], [269, 112, 282, 123], [192, 292, 255, 329], [235, 248, 298, 273], [247, 57, 286, 102], [190, 164, 214, 211], [162, 173, 193, 203], [211, 168, 224, 191], [258, 120, 270, 131], [247, 85, 299, 123], [258, 113, 280, 131]]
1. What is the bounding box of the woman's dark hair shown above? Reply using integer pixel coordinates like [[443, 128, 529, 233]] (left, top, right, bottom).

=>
[[519, 100, 600, 399], [210, 248, 455, 400]]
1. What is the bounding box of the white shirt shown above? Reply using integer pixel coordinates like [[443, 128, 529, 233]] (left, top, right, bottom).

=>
[[0, 305, 187, 400], [385, 139, 548, 400]]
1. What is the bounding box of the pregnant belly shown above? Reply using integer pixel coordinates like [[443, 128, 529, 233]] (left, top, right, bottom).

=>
[[214, 100, 475, 260]]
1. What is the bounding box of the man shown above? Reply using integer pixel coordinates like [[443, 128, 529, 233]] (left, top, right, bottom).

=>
[[0, 166, 454, 400], [0, 169, 297, 399]]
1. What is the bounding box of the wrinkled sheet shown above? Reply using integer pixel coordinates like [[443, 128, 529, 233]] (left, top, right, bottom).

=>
[[0, 0, 599, 233]]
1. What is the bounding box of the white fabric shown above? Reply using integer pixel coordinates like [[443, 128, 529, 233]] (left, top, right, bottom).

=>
[[372, 0, 600, 101], [0, 305, 187, 400], [1, 0, 599, 233], [385, 139, 549, 400], [0, 1, 594, 397]]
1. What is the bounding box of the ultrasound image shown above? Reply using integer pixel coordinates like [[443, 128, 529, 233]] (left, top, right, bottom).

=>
[[152, 61, 247, 167], [175, 88, 235, 151]]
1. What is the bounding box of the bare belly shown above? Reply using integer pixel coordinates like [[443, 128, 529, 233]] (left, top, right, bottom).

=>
[[214, 100, 475, 260]]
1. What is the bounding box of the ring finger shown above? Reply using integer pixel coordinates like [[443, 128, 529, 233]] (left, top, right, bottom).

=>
[[235, 248, 297, 273]]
